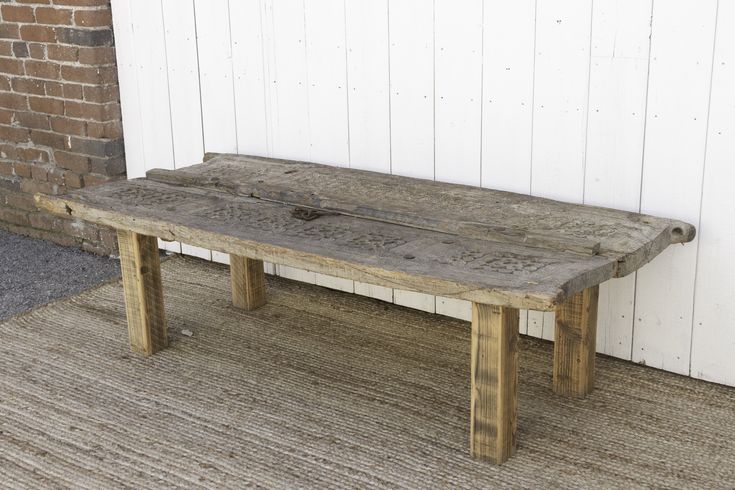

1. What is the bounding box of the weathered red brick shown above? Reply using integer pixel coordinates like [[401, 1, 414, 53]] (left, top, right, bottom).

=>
[[11, 77, 45, 95], [13, 161, 32, 178], [73, 8, 111, 27], [77, 46, 115, 65], [2, 189, 38, 211], [67, 136, 122, 157], [80, 172, 111, 187], [50, 115, 86, 136], [1, 5, 36, 23], [86, 119, 121, 139], [65, 172, 83, 189], [64, 100, 119, 121], [83, 83, 118, 103], [60, 64, 116, 84], [20, 177, 56, 195], [47, 44, 77, 62], [53, 0, 109, 7], [19, 25, 57, 43], [0, 206, 30, 227], [29, 129, 66, 149], [16, 147, 50, 163], [28, 42, 45, 59], [12, 41, 30, 58], [14, 111, 50, 130], [29, 95, 65, 115], [0, 108, 12, 125], [0, 57, 25, 76], [0, 41, 12, 57], [0, 24, 20, 40], [53, 150, 89, 173], [63, 82, 83, 100], [0, 92, 28, 110], [98, 227, 117, 250], [30, 163, 49, 181], [24, 59, 60, 79], [56, 27, 111, 46], [0, 161, 13, 176], [44, 80, 62, 97], [0, 124, 30, 142], [35, 7, 74, 25], [28, 211, 58, 230], [89, 155, 125, 175]]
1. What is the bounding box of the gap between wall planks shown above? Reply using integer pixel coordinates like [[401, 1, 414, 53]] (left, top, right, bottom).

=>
[[111, 0, 733, 387]]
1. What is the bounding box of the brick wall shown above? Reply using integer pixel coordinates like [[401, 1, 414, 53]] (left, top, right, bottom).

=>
[[0, 0, 123, 254]]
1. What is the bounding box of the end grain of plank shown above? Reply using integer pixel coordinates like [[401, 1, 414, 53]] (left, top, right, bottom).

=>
[[470, 303, 519, 464], [553, 285, 600, 397], [230, 255, 267, 310], [117, 230, 168, 356]]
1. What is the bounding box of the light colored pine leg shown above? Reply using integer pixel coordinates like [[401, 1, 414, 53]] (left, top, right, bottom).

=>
[[230, 255, 267, 310], [553, 285, 599, 397], [117, 230, 167, 356], [470, 303, 519, 464]]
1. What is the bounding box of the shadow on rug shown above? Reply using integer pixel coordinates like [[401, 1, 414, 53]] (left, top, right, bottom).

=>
[[1, 256, 733, 488]]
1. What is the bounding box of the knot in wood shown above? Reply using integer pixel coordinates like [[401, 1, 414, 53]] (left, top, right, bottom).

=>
[[291, 206, 332, 221]]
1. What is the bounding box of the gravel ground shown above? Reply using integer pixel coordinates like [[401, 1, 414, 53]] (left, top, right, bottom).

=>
[[0, 229, 121, 321]]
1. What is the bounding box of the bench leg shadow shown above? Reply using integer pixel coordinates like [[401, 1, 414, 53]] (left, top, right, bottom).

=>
[[470, 303, 519, 464], [230, 255, 267, 311], [118, 230, 168, 356], [553, 285, 599, 397]]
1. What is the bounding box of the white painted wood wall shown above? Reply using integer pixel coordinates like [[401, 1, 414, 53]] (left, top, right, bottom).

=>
[[111, 0, 735, 387]]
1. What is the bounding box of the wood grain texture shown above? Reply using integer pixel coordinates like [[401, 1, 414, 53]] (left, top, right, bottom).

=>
[[230, 256, 267, 310], [147, 154, 695, 273], [35, 180, 616, 311], [470, 303, 519, 464], [553, 285, 599, 397], [117, 230, 167, 356]]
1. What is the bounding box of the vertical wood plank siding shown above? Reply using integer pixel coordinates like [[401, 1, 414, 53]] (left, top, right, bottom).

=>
[[111, 0, 733, 387]]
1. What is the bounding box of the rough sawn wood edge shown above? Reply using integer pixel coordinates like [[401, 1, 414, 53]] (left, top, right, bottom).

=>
[[176, 153, 697, 277], [35, 191, 613, 311]]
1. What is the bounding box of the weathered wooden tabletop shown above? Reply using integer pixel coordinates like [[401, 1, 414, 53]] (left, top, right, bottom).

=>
[[36, 153, 694, 311]]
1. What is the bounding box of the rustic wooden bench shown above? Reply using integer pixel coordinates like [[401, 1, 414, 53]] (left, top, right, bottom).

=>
[[35, 153, 695, 464]]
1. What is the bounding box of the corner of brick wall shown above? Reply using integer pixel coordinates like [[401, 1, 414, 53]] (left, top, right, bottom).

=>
[[0, 0, 123, 255]]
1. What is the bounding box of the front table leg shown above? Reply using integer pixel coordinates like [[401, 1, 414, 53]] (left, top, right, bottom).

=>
[[553, 285, 599, 397], [470, 303, 519, 464], [117, 230, 167, 356]]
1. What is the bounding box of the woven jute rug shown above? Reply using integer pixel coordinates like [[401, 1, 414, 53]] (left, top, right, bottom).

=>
[[1, 256, 733, 489]]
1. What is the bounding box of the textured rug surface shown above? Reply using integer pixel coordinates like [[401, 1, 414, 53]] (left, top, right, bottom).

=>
[[1, 256, 734, 489]]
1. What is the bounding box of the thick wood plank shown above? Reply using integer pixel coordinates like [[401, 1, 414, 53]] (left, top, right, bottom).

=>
[[434, 0, 482, 185], [389, 0, 434, 180], [553, 285, 599, 397], [481, 0, 535, 194], [691, 1, 735, 386], [36, 180, 616, 311], [117, 230, 167, 356], [470, 303, 519, 464], [230, 256, 267, 310], [632, 0, 716, 375], [146, 154, 695, 274]]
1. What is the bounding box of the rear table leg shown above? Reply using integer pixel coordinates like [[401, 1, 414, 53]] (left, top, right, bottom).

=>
[[230, 255, 267, 310], [470, 303, 519, 464], [553, 285, 599, 397], [117, 230, 167, 356]]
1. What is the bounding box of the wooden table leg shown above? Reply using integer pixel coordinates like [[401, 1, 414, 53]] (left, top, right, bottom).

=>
[[470, 303, 519, 464], [553, 285, 599, 397], [230, 255, 267, 310], [117, 230, 167, 356]]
